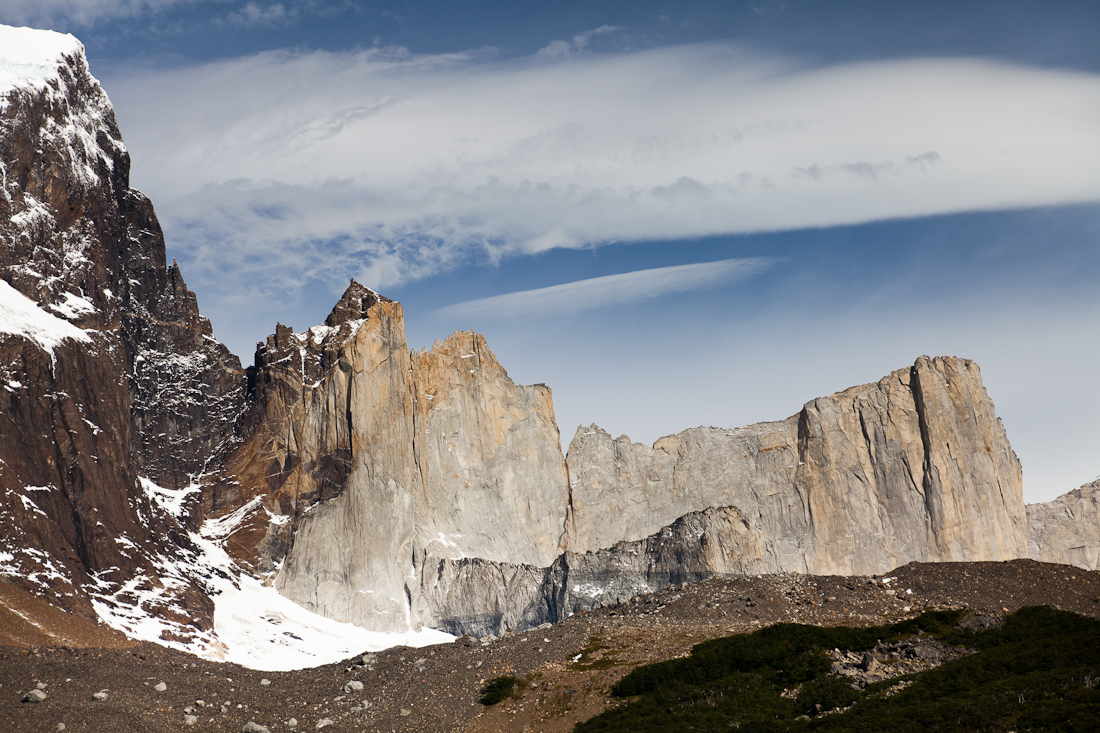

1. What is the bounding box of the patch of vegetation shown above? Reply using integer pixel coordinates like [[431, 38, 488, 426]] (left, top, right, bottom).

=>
[[572, 635, 622, 671], [574, 606, 1100, 732], [479, 675, 520, 705]]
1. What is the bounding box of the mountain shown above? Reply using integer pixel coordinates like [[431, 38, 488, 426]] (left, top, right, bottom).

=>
[[0, 25, 239, 646], [0, 24, 1089, 663]]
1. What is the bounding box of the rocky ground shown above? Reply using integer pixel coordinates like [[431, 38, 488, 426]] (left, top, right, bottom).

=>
[[2, 559, 1098, 733]]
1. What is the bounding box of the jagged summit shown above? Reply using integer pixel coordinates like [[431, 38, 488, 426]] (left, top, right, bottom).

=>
[[325, 279, 392, 328]]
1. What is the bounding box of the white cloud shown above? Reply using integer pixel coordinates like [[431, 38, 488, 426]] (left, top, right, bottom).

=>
[[435, 257, 775, 320], [0, 0, 347, 28], [103, 42, 1100, 301], [223, 2, 298, 28], [536, 24, 622, 59], [0, 0, 191, 27]]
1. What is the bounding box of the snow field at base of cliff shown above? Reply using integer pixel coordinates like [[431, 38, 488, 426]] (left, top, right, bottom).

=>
[[90, 477, 452, 672]]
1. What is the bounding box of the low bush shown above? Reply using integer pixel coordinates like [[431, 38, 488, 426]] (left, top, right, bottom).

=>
[[575, 606, 1100, 732], [479, 675, 520, 705]]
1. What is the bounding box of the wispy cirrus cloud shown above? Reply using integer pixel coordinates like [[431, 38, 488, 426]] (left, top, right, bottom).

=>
[[222, 2, 298, 29], [0, 0, 192, 27], [102, 42, 1100, 311], [535, 24, 622, 59], [0, 0, 351, 29], [435, 257, 776, 321]]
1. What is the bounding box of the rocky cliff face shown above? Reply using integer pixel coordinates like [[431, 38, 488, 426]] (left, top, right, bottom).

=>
[[216, 325, 1027, 636], [1027, 479, 1100, 570], [565, 356, 1027, 578], [0, 27, 239, 638], [210, 283, 569, 632]]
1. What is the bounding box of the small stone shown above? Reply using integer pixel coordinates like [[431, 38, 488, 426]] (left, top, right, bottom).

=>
[[56, 724, 66, 732], [241, 723, 270, 733], [287, 719, 298, 728], [315, 719, 334, 729], [183, 715, 198, 726], [93, 691, 108, 701], [184, 706, 194, 714], [154, 681, 167, 692], [22, 689, 47, 703], [36, 682, 48, 690], [343, 680, 364, 693], [400, 708, 411, 717], [260, 678, 271, 686]]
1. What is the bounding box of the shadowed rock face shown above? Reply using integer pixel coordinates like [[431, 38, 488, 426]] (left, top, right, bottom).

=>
[[417, 505, 766, 638], [1028, 479, 1100, 570], [0, 35, 239, 631]]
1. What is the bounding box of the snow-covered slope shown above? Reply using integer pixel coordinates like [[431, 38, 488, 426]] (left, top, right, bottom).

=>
[[88, 480, 451, 672], [0, 25, 82, 95]]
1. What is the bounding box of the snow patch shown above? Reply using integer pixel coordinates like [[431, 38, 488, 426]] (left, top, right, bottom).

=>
[[201, 496, 263, 540], [0, 279, 90, 356], [265, 507, 291, 526], [214, 574, 453, 672], [17, 493, 47, 517], [91, 509, 453, 671], [48, 291, 96, 320], [139, 476, 201, 521], [0, 25, 82, 94], [0, 546, 72, 588]]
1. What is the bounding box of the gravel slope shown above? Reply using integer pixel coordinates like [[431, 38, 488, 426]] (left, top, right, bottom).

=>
[[2, 559, 1098, 733]]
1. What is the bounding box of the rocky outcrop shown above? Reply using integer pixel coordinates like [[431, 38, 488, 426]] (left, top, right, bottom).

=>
[[1027, 479, 1100, 570], [416, 505, 769, 638], [566, 356, 1027, 577], [411, 330, 568, 569]]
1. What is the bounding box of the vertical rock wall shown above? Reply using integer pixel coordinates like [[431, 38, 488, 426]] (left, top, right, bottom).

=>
[[411, 330, 569, 568], [566, 356, 1027, 578]]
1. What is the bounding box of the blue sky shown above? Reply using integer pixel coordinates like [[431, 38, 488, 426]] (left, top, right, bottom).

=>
[[4, 1, 1099, 501]]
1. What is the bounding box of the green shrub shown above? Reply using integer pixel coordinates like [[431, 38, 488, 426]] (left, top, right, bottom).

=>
[[575, 607, 1100, 733], [479, 675, 520, 705]]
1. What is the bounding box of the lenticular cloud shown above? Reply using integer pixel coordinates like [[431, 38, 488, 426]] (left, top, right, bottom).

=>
[[106, 43, 1100, 296]]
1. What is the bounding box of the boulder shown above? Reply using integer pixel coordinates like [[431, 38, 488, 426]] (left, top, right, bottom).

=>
[[22, 689, 46, 703]]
